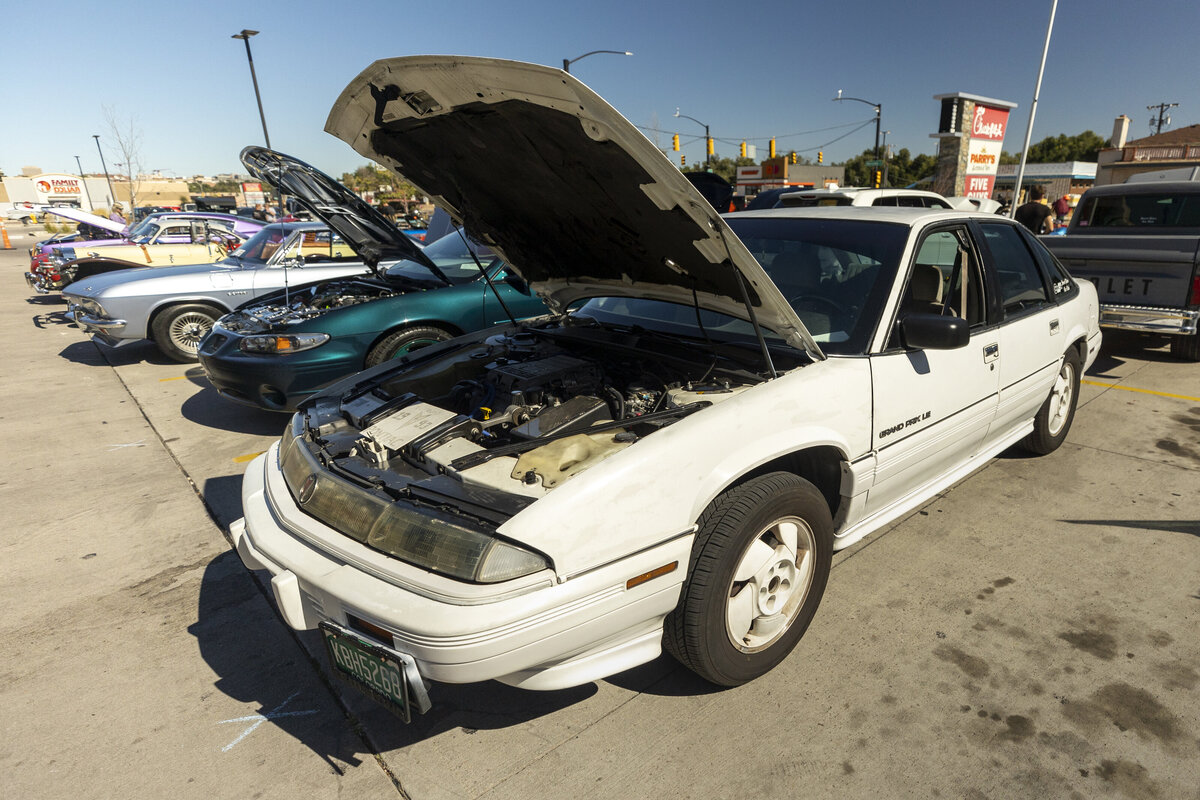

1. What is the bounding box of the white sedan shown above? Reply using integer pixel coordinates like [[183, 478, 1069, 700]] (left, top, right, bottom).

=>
[[231, 57, 1100, 720]]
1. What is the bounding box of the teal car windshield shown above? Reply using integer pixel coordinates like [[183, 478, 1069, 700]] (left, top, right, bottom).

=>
[[386, 233, 497, 286]]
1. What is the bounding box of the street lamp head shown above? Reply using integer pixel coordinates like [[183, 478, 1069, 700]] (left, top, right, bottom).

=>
[[232, 29, 259, 39], [837, 89, 843, 99]]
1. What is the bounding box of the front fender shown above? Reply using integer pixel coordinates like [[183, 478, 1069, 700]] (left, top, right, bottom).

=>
[[499, 357, 873, 576]]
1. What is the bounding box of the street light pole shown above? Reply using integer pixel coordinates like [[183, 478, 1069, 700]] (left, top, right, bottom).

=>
[[881, 131, 891, 188], [232, 30, 271, 149], [1009, 0, 1058, 217], [562, 49, 632, 73], [833, 92, 882, 182], [74, 155, 94, 210], [674, 109, 711, 169], [92, 134, 116, 208]]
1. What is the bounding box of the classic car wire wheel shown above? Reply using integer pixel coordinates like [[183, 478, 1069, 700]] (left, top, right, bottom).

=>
[[726, 516, 816, 652], [1046, 360, 1075, 437], [168, 311, 216, 354]]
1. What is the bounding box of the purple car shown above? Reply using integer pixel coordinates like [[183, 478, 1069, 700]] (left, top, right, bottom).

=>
[[33, 208, 265, 267]]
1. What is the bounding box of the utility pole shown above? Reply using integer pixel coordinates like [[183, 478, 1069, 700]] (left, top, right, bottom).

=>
[[92, 134, 116, 208], [1147, 102, 1178, 136], [74, 155, 94, 210]]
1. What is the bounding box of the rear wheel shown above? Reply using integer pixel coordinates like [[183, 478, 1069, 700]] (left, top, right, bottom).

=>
[[365, 325, 453, 367], [664, 472, 833, 687], [151, 303, 221, 363], [1169, 331, 1200, 362], [1022, 350, 1081, 454]]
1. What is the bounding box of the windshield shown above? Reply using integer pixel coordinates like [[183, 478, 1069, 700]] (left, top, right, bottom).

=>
[[575, 218, 907, 356], [124, 217, 157, 238], [230, 224, 295, 264], [384, 231, 497, 285], [276, 229, 359, 264]]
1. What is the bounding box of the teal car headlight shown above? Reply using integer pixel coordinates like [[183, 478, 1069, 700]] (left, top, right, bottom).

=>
[[240, 332, 330, 354], [278, 428, 548, 583]]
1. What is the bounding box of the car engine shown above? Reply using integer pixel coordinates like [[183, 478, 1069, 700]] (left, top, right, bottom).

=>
[[220, 279, 400, 333]]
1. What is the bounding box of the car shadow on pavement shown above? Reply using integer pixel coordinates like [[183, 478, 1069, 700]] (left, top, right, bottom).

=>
[[183, 386, 289, 435], [203, 474, 253, 531], [58, 340, 111, 366], [1088, 330, 1181, 376], [193, 551, 597, 756], [25, 293, 66, 306], [32, 309, 75, 328], [603, 654, 726, 697], [1061, 518, 1200, 538]]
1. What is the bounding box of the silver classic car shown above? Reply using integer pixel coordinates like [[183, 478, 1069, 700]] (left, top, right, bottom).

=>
[[62, 222, 371, 362]]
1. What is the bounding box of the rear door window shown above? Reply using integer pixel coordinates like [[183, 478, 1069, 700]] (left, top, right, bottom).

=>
[[978, 223, 1052, 317]]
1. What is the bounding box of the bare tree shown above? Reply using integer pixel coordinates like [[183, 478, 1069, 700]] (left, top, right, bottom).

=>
[[103, 106, 144, 213]]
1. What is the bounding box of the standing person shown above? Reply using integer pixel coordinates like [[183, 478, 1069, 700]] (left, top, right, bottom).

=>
[[1052, 194, 1071, 227], [108, 203, 127, 226], [252, 203, 267, 221], [265, 203, 278, 222], [1015, 186, 1053, 234]]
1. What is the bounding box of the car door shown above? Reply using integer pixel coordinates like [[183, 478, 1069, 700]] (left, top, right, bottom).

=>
[[974, 221, 1065, 443], [866, 224, 1000, 513]]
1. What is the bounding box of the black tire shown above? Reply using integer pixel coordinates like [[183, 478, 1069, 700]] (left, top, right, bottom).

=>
[[664, 472, 834, 687], [365, 325, 453, 367], [151, 303, 222, 363], [1021, 349, 1081, 455], [1169, 331, 1200, 362]]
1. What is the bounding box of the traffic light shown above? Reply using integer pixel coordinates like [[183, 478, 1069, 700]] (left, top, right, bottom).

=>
[[769, 138, 776, 159], [873, 170, 882, 188], [817, 151, 823, 164], [739, 141, 746, 158], [706, 138, 714, 156], [789, 151, 797, 164], [672, 134, 679, 152], [681, 154, 686, 166]]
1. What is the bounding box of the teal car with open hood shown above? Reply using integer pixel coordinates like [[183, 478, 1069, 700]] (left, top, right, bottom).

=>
[[199, 149, 547, 411]]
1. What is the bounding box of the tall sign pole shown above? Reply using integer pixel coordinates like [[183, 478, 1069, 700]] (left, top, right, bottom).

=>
[[1009, 0, 1058, 217]]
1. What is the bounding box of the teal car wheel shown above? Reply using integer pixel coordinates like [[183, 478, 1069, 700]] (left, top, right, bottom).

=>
[[366, 325, 454, 367]]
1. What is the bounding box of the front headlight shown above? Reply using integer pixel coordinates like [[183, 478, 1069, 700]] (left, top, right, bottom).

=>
[[240, 332, 330, 354], [66, 296, 105, 317], [279, 431, 549, 583]]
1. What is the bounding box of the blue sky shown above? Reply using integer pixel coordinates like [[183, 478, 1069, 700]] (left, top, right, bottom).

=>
[[3, 0, 1197, 180]]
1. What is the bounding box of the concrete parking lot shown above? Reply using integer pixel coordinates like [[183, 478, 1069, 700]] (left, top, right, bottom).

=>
[[1, 223, 1197, 800]]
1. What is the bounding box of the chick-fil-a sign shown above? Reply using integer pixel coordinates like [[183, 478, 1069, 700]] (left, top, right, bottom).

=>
[[971, 104, 1009, 141]]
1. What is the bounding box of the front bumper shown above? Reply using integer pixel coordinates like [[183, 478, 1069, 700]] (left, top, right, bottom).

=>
[[199, 326, 363, 411], [232, 446, 690, 690], [1099, 304, 1199, 335], [25, 271, 58, 294]]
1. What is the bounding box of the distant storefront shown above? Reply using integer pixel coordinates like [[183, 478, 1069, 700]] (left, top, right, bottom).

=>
[[1, 174, 190, 212], [992, 162, 1097, 204]]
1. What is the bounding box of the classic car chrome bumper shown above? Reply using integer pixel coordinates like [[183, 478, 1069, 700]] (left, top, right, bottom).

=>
[[24, 272, 53, 294], [1099, 304, 1199, 335], [71, 310, 128, 334]]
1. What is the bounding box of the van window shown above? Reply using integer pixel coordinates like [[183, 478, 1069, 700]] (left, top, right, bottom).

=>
[[1075, 193, 1200, 228]]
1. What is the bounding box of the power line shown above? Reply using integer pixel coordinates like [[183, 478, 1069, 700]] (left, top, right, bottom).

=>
[[1147, 102, 1178, 135], [635, 117, 874, 145]]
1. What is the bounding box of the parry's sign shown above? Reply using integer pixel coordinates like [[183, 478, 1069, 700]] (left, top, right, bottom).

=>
[[963, 103, 1010, 198]]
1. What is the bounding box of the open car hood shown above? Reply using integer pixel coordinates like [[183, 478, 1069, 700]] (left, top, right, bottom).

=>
[[324, 56, 821, 358], [44, 206, 127, 234], [239, 147, 441, 278]]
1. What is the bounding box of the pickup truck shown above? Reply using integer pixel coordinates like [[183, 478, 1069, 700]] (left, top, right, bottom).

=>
[[1041, 180, 1200, 360]]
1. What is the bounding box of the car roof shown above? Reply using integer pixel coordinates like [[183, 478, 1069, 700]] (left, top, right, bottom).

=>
[[730, 205, 1008, 225]]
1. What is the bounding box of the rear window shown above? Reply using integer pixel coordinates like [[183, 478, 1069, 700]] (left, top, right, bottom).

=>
[[1075, 193, 1200, 228]]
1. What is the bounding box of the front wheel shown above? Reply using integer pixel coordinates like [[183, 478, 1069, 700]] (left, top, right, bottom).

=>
[[1022, 350, 1081, 454], [664, 472, 833, 687], [151, 303, 221, 363], [365, 325, 453, 367]]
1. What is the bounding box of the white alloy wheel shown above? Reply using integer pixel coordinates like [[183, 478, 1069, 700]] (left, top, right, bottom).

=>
[[1046, 359, 1075, 437], [726, 516, 817, 652]]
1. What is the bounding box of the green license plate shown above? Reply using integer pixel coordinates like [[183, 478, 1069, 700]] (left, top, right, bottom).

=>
[[320, 622, 413, 721]]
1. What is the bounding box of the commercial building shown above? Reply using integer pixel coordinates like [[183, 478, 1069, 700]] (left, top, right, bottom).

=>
[[1095, 116, 1200, 186]]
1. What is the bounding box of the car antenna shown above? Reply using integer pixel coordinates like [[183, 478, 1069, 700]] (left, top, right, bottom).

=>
[[454, 226, 517, 326], [283, 225, 290, 307]]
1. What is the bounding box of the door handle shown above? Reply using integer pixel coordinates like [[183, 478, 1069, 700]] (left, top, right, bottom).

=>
[[1049, 319, 1060, 334], [983, 343, 999, 362]]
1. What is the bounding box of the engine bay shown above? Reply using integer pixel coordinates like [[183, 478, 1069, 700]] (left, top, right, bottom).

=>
[[298, 322, 763, 503], [220, 278, 400, 333]]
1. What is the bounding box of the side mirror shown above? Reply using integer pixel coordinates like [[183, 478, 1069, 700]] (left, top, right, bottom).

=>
[[899, 313, 970, 350], [503, 272, 531, 295], [282, 256, 305, 269]]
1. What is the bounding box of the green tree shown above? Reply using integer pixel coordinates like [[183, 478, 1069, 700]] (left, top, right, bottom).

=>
[[682, 155, 755, 183], [1000, 131, 1108, 164], [838, 147, 935, 188], [340, 164, 420, 207]]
